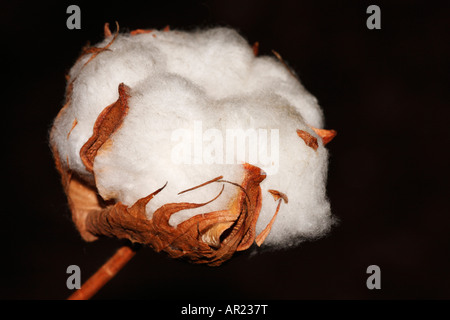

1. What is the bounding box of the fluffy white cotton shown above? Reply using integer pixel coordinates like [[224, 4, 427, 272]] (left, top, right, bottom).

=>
[[51, 27, 334, 248]]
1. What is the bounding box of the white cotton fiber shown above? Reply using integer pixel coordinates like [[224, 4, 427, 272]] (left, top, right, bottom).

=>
[[51, 26, 334, 248]]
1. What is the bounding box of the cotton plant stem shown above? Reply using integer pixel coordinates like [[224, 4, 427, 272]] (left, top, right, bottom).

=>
[[67, 245, 137, 300]]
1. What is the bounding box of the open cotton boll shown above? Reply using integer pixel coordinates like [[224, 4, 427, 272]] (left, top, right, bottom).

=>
[[50, 25, 336, 262]]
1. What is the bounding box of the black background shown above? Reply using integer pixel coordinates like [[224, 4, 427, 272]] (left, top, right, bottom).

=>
[[1, 0, 449, 300]]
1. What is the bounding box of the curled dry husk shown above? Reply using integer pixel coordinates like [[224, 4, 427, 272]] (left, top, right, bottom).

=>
[[51, 24, 336, 266]]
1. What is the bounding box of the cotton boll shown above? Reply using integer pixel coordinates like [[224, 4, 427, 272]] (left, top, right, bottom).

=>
[[51, 26, 335, 253]]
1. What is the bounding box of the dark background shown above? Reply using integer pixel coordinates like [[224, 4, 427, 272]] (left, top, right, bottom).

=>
[[1, 0, 449, 300]]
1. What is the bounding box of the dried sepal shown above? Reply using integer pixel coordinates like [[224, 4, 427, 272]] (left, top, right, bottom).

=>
[[67, 119, 78, 139], [255, 199, 282, 247], [50, 146, 101, 242], [252, 42, 259, 56], [310, 126, 337, 146], [80, 21, 119, 68], [272, 50, 297, 79], [254, 189, 287, 246], [296, 129, 319, 151], [80, 161, 266, 266], [80, 83, 130, 173], [268, 189, 288, 203], [104, 22, 112, 38], [130, 29, 153, 36]]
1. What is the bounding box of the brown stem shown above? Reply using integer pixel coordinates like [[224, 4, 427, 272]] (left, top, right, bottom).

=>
[[67, 246, 137, 300]]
